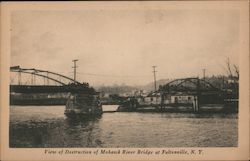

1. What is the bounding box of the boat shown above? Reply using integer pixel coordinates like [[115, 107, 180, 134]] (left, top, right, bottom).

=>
[[117, 97, 139, 112], [64, 92, 103, 118]]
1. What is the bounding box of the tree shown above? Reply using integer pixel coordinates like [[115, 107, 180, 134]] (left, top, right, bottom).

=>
[[233, 64, 239, 79], [225, 57, 239, 79]]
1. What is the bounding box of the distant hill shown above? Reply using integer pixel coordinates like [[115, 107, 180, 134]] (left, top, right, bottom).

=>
[[94, 76, 230, 95], [95, 85, 139, 95], [95, 79, 172, 94], [139, 79, 172, 91]]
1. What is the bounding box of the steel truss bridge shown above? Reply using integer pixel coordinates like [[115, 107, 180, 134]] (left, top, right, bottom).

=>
[[158, 77, 233, 105], [10, 66, 95, 94], [10, 66, 238, 107], [159, 77, 223, 94]]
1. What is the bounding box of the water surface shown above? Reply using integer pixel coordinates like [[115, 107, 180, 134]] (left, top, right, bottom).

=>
[[10, 105, 238, 148]]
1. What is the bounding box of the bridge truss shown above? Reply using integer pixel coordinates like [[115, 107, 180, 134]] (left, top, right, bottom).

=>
[[10, 66, 82, 86], [159, 77, 222, 94]]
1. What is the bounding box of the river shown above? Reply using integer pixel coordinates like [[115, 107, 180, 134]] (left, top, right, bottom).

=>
[[9, 105, 237, 148]]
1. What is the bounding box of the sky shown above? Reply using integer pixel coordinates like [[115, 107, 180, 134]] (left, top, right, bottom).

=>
[[11, 9, 239, 86]]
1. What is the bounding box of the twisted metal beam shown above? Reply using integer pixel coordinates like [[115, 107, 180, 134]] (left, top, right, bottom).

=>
[[162, 77, 221, 91], [16, 71, 66, 85], [10, 66, 81, 85]]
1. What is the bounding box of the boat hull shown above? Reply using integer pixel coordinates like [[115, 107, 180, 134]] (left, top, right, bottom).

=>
[[64, 93, 103, 119], [64, 109, 102, 119]]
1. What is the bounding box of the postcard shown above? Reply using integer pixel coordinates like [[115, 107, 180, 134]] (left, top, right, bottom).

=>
[[0, 1, 249, 161]]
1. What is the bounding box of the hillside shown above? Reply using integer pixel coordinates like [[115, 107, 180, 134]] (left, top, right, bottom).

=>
[[94, 76, 234, 95], [95, 79, 172, 94]]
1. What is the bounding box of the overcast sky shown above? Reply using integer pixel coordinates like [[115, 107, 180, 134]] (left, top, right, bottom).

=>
[[11, 9, 239, 86]]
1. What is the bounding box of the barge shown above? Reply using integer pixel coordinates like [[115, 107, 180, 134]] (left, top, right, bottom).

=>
[[65, 93, 103, 118]]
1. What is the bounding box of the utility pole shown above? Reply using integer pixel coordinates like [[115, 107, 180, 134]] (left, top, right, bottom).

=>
[[34, 74, 36, 85], [18, 71, 21, 85], [195, 77, 200, 112], [152, 66, 157, 92], [72, 59, 78, 83], [31, 74, 33, 85], [47, 72, 49, 85], [202, 69, 206, 81]]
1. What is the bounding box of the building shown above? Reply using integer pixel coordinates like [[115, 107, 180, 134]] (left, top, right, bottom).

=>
[[169, 94, 194, 104], [137, 91, 161, 106]]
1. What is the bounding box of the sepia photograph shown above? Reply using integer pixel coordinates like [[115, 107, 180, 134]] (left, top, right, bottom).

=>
[[1, 1, 249, 161]]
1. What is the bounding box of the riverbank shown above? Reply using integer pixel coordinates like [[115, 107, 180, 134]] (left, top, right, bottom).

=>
[[117, 104, 238, 113]]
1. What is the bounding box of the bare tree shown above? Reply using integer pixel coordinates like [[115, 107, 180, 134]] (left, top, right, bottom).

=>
[[225, 57, 239, 79], [233, 64, 239, 79], [226, 57, 233, 78]]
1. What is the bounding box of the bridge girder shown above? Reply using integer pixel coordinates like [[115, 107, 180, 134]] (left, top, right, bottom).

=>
[[159, 77, 222, 93], [10, 66, 82, 85]]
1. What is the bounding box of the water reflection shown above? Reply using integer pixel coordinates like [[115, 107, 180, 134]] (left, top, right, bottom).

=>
[[65, 115, 102, 126], [64, 116, 103, 147], [10, 116, 103, 148], [10, 106, 238, 148]]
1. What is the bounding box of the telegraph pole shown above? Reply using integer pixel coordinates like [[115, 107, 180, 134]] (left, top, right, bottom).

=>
[[72, 59, 78, 83], [47, 72, 49, 85], [31, 74, 33, 85], [202, 69, 206, 81], [34, 75, 36, 85], [18, 71, 21, 85], [152, 66, 157, 92]]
